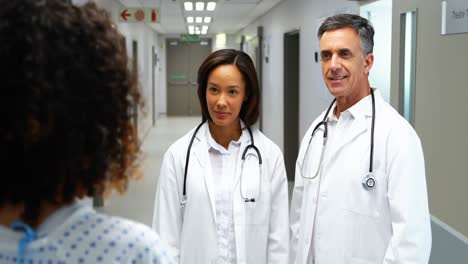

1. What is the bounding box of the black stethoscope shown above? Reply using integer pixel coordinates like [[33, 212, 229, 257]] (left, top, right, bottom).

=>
[[180, 121, 263, 209], [300, 89, 376, 190]]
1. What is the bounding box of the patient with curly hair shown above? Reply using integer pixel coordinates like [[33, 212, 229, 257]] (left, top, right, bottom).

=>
[[0, 1, 174, 263]]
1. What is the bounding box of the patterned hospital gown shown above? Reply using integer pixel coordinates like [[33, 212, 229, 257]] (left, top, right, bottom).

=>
[[0, 202, 175, 264]]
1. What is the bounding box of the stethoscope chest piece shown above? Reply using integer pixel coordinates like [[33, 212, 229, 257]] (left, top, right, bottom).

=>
[[180, 195, 187, 208], [362, 173, 376, 190]]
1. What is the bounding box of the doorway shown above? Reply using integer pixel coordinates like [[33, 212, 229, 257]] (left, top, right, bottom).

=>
[[152, 45, 157, 126], [166, 39, 212, 116], [283, 31, 300, 181]]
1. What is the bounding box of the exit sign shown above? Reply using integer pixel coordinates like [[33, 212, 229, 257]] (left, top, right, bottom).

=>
[[119, 7, 160, 23], [180, 34, 200, 42]]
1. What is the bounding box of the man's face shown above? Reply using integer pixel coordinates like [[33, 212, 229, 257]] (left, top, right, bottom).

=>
[[319, 27, 373, 100]]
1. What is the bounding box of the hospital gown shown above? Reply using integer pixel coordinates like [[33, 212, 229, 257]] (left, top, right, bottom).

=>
[[0, 202, 175, 263]]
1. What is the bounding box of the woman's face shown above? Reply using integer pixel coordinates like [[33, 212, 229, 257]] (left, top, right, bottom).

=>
[[206, 64, 247, 129]]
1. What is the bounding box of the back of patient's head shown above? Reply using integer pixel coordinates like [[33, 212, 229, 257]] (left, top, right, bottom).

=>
[[0, 0, 140, 225]]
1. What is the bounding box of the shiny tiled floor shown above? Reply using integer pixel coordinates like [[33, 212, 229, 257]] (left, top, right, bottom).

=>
[[99, 116, 200, 226]]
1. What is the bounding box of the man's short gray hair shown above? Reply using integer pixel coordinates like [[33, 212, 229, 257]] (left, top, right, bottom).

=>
[[318, 14, 375, 55]]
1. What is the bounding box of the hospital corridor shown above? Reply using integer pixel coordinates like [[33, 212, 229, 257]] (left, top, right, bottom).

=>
[[1, 0, 467, 263]]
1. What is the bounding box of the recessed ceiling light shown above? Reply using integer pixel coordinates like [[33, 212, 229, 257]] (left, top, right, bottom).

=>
[[195, 2, 204, 11], [195, 17, 202, 23], [207, 2, 216, 11], [184, 2, 193, 11], [187, 17, 194, 23], [202, 25, 208, 31], [203, 17, 211, 23]]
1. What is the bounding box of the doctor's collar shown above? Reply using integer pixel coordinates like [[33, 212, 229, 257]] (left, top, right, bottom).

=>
[[332, 88, 378, 120]]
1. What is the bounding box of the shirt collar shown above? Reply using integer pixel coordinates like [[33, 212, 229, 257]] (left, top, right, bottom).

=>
[[206, 120, 244, 154], [0, 201, 89, 240], [329, 88, 379, 120]]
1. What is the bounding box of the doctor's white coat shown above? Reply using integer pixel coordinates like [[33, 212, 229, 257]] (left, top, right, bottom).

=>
[[289, 90, 431, 264], [153, 122, 289, 264]]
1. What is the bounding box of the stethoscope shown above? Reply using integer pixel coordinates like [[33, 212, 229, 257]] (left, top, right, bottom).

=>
[[300, 89, 376, 190], [180, 121, 263, 209]]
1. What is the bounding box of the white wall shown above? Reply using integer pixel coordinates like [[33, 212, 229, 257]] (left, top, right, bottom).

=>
[[237, 0, 302, 150], [92, 0, 161, 140], [360, 0, 392, 102], [238, 0, 359, 151]]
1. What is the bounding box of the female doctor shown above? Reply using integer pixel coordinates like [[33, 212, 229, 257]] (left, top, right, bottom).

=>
[[153, 49, 289, 264]]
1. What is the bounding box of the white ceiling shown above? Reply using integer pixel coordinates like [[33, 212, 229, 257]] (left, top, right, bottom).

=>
[[118, 0, 284, 34]]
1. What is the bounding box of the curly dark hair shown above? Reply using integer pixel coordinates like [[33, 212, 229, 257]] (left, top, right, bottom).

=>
[[0, 0, 140, 225], [197, 49, 260, 127]]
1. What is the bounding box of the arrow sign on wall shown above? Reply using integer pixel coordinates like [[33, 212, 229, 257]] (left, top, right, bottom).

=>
[[120, 9, 131, 21], [118, 7, 160, 23]]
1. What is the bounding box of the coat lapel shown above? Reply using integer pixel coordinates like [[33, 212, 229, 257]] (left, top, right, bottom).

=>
[[193, 123, 217, 222], [233, 127, 253, 192]]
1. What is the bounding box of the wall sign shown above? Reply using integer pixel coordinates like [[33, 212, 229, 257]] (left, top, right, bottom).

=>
[[441, 0, 468, 35]]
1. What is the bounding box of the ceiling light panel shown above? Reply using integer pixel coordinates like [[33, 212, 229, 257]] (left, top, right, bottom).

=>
[[203, 17, 211, 23], [195, 2, 204, 11], [184, 2, 193, 11], [207, 2, 216, 11]]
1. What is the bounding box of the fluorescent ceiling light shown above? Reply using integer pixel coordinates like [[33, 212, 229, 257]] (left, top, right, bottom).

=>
[[202, 25, 208, 31], [189, 30, 195, 34], [184, 2, 193, 11], [195, 26, 200, 31], [188, 25, 195, 31], [195, 17, 202, 23], [187, 17, 194, 23], [207, 2, 216, 11], [195, 2, 204, 11], [203, 17, 211, 23], [216, 33, 226, 48]]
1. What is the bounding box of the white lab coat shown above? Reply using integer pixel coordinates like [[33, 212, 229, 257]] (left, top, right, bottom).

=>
[[289, 90, 431, 264], [153, 122, 289, 264]]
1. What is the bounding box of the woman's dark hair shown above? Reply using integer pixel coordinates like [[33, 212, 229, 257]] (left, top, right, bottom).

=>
[[0, 0, 140, 225], [197, 49, 260, 127]]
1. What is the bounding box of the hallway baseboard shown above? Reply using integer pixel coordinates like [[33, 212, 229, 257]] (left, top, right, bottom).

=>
[[430, 215, 468, 264]]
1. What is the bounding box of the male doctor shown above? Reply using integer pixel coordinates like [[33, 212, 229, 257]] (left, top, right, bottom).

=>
[[289, 14, 431, 263]]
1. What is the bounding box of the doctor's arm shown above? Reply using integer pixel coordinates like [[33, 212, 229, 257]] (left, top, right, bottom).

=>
[[152, 150, 183, 261], [383, 128, 431, 264], [266, 151, 289, 263], [289, 147, 306, 263]]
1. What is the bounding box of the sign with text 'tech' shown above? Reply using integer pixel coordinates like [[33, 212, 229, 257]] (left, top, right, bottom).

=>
[[119, 7, 160, 23]]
